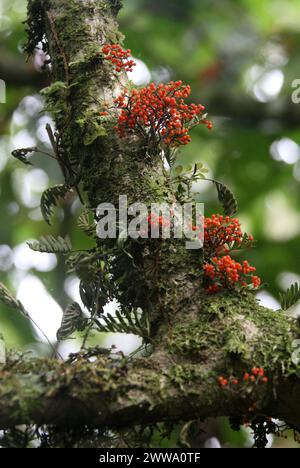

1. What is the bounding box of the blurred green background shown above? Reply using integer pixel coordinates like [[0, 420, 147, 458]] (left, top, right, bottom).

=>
[[1, 0, 300, 447]]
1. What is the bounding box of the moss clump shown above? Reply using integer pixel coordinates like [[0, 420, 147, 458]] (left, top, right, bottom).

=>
[[76, 112, 107, 146], [168, 318, 227, 360], [41, 81, 70, 117], [167, 291, 300, 380], [246, 307, 300, 377], [68, 44, 104, 72], [167, 364, 199, 391]]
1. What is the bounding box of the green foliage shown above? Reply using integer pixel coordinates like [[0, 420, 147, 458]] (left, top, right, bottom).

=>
[[40, 184, 72, 224], [28, 235, 72, 253], [57, 302, 86, 341], [96, 308, 150, 339], [171, 162, 209, 201], [215, 181, 238, 217], [279, 283, 300, 311], [41, 82, 69, 96], [231, 233, 255, 251], [41, 82, 71, 117], [0, 284, 58, 352], [0, 335, 6, 364]]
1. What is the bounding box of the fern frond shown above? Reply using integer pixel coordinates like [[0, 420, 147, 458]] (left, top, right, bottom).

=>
[[57, 302, 86, 341], [40, 184, 72, 224], [28, 235, 72, 253], [215, 182, 238, 216], [96, 308, 150, 339], [279, 283, 300, 310]]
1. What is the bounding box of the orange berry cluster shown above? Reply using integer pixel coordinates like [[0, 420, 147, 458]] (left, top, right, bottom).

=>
[[218, 367, 268, 388], [243, 367, 268, 384], [114, 81, 212, 147], [202, 214, 260, 294], [204, 214, 252, 257], [102, 44, 136, 73], [204, 255, 261, 293], [218, 376, 238, 387]]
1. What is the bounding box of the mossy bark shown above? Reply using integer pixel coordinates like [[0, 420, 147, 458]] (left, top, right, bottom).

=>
[[0, 293, 300, 428], [0, 0, 299, 431]]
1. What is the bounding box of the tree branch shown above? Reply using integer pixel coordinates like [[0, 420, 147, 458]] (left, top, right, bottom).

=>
[[0, 294, 300, 428]]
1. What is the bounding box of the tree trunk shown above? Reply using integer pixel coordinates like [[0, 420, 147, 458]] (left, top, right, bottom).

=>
[[1, 0, 300, 440]]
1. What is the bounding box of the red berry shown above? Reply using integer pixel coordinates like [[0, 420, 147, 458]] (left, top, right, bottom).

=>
[[114, 81, 209, 147], [203, 215, 260, 294], [102, 43, 136, 73]]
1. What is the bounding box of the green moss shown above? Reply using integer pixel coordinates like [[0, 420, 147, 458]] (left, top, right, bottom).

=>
[[41, 81, 70, 117], [168, 320, 220, 358], [247, 307, 300, 377], [166, 291, 300, 382], [76, 113, 107, 146], [69, 44, 103, 72], [167, 364, 199, 391]]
